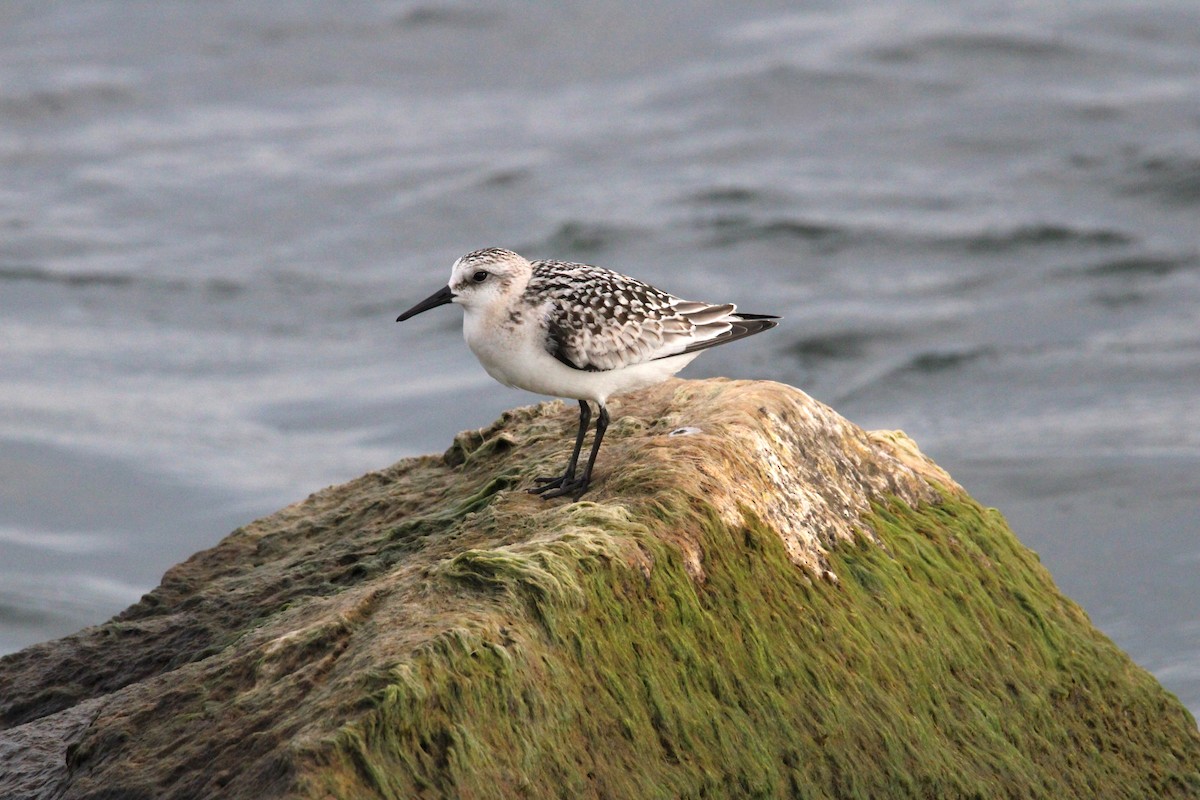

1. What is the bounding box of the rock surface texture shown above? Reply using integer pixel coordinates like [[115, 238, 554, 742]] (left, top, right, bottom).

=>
[[2, 379, 1198, 799]]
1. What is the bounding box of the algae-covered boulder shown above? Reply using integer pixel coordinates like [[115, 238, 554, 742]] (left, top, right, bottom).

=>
[[1, 379, 1197, 799]]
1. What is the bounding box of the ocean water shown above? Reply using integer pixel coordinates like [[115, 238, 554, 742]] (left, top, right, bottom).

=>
[[1, 1, 1197, 718]]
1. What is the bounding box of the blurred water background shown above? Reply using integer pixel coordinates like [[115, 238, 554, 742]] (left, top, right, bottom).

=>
[[1, 1, 1197, 717]]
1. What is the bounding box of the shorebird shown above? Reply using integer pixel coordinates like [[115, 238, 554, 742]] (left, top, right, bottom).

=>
[[397, 248, 779, 499]]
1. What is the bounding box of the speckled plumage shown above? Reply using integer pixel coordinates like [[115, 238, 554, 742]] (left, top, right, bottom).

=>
[[524, 260, 737, 372], [397, 247, 779, 499]]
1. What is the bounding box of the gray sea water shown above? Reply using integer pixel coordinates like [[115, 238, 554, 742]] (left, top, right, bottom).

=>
[[1, 2, 1197, 718]]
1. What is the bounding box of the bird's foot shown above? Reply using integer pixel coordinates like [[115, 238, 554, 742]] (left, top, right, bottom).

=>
[[529, 474, 590, 500]]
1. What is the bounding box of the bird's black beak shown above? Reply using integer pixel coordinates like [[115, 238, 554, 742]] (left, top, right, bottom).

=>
[[396, 285, 455, 321]]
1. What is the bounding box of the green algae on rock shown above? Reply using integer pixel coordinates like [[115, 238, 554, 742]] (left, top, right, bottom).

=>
[[1, 379, 1197, 799]]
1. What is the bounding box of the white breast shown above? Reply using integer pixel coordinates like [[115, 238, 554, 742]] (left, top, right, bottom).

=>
[[462, 302, 699, 404]]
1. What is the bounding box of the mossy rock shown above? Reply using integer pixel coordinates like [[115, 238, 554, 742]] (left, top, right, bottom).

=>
[[1, 379, 1197, 799]]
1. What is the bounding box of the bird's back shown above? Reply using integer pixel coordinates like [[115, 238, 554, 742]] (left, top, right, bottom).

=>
[[525, 260, 774, 373]]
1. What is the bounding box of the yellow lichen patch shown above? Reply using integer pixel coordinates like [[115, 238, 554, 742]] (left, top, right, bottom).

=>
[[591, 379, 945, 579]]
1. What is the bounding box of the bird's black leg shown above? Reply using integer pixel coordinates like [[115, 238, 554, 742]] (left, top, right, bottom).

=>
[[568, 404, 609, 500], [531, 400, 590, 495]]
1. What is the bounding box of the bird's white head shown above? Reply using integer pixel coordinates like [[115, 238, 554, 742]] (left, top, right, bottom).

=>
[[397, 247, 530, 322], [447, 247, 531, 312]]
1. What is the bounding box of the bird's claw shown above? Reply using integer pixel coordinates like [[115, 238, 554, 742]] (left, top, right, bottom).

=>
[[529, 474, 590, 500]]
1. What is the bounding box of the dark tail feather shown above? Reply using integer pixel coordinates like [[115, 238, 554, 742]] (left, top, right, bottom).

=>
[[660, 313, 780, 359]]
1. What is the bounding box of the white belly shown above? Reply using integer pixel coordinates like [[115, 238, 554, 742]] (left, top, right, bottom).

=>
[[463, 307, 698, 405]]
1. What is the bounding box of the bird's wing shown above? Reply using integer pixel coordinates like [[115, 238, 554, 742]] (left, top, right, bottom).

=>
[[529, 261, 776, 372], [667, 312, 780, 358]]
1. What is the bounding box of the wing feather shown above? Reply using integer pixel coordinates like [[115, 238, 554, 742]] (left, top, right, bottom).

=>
[[528, 260, 778, 372]]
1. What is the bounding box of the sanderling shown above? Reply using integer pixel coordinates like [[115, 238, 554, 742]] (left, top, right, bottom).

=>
[[397, 247, 779, 499]]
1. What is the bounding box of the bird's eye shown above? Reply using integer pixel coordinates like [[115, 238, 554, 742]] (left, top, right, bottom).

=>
[[472, 270, 489, 283]]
